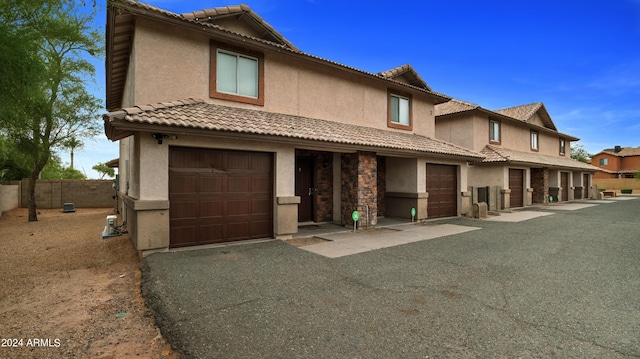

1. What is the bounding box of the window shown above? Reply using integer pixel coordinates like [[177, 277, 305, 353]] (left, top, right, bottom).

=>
[[489, 120, 501, 143], [599, 158, 608, 166], [530, 131, 539, 151], [387, 91, 412, 130], [217, 50, 258, 97], [559, 138, 566, 155], [210, 42, 264, 105]]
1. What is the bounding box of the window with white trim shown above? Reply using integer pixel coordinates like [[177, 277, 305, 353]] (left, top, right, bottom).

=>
[[390, 94, 410, 127], [531, 131, 539, 151], [216, 49, 258, 98], [559, 138, 566, 155], [489, 120, 501, 143]]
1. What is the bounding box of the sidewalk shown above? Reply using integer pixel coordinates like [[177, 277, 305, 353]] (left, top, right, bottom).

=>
[[299, 222, 481, 258]]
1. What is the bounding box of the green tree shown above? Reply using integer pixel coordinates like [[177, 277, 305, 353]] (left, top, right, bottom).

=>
[[92, 162, 115, 179], [0, 136, 31, 181], [571, 143, 592, 163], [0, 0, 103, 221], [41, 154, 86, 179]]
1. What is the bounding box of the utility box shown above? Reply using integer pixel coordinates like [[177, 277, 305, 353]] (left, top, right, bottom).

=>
[[102, 215, 119, 239], [62, 203, 75, 213], [473, 202, 488, 219]]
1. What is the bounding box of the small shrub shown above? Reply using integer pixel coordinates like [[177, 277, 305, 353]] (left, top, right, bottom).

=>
[[621, 189, 632, 194], [598, 188, 606, 192]]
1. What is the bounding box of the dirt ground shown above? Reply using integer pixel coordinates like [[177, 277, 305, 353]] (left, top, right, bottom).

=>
[[0, 207, 179, 359]]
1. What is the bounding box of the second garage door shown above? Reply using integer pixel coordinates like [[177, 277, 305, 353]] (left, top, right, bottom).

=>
[[426, 163, 458, 218], [169, 147, 273, 248]]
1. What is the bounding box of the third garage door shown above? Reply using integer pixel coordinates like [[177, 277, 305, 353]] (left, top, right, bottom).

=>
[[169, 147, 273, 248], [426, 163, 457, 218]]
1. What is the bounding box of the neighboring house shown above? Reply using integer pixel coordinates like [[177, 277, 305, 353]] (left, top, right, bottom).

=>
[[103, 0, 484, 253], [435, 100, 600, 210], [591, 146, 640, 179]]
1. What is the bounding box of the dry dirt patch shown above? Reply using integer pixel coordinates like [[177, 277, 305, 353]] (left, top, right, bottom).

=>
[[0, 208, 178, 359]]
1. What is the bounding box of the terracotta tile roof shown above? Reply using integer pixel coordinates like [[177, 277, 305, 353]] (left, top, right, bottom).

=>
[[493, 103, 542, 122], [478, 145, 600, 171], [601, 146, 640, 157], [434, 99, 480, 117], [378, 64, 431, 90], [103, 99, 484, 160], [180, 4, 298, 51]]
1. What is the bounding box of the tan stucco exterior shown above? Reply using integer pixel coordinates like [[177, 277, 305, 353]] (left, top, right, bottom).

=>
[[106, 2, 486, 253], [435, 108, 592, 210], [128, 18, 438, 138]]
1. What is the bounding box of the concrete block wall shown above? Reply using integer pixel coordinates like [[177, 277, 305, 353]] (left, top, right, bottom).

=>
[[20, 179, 115, 209]]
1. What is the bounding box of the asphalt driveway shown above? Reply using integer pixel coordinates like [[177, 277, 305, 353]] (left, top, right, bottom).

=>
[[142, 198, 640, 358]]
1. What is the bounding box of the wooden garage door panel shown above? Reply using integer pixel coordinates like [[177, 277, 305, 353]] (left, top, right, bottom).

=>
[[198, 175, 225, 194], [170, 173, 198, 194], [228, 176, 250, 192], [426, 164, 457, 218], [169, 147, 273, 248], [170, 226, 198, 247], [509, 169, 524, 208]]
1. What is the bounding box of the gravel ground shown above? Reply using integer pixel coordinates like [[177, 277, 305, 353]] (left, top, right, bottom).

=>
[[0, 208, 179, 359], [142, 198, 640, 358]]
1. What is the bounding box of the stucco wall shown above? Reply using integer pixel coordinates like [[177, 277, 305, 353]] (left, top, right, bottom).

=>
[[129, 18, 438, 138], [0, 184, 20, 216], [133, 19, 210, 106], [468, 165, 506, 187], [386, 157, 418, 193], [594, 178, 640, 192], [435, 116, 477, 151]]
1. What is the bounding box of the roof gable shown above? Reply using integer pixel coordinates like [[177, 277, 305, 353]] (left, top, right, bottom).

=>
[[181, 4, 298, 51], [494, 102, 557, 131], [378, 64, 431, 90]]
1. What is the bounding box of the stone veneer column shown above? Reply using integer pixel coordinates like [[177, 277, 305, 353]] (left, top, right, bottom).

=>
[[531, 168, 549, 204], [341, 151, 377, 227]]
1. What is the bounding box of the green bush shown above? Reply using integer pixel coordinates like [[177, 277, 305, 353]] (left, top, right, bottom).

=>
[[621, 189, 632, 194], [598, 188, 606, 192]]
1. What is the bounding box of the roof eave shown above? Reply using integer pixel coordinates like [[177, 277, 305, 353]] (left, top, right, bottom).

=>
[[104, 117, 482, 160]]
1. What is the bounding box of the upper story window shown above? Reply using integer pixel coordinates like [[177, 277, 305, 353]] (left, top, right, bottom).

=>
[[210, 42, 264, 106], [489, 119, 501, 144], [387, 91, 412, 130], [599, 158, 608, 165], [530, 131, 539, 151], [559, 138, 566, 155]]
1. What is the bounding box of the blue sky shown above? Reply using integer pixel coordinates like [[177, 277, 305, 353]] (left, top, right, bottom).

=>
[[75, 0, 639, 178]]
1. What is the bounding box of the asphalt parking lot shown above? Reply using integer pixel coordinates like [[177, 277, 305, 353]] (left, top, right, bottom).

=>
[[142, 198, 640, 358]]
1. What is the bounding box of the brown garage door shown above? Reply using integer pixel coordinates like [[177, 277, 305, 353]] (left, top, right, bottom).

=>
[[426, 164, 457, 218], [169, 147, 273, 248], [561, 172, 569, 201], [509, 169, 524, 208]]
